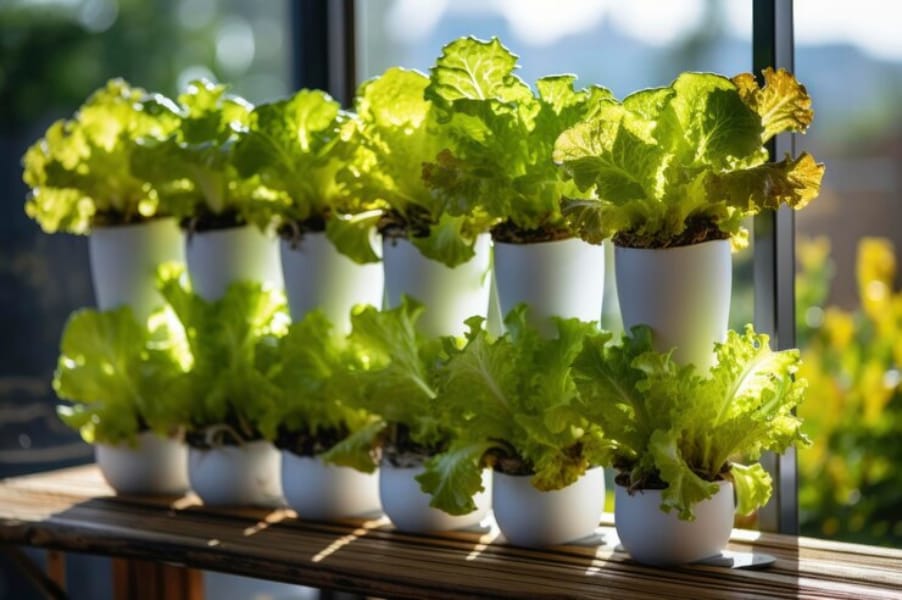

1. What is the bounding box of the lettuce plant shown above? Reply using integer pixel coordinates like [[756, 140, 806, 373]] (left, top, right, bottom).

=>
[[554, 68, 825, 248], [131, 79, 280, 231], [54, 305, 190, 445], [23, 78, 180, 233], [574, 325, 809, 520], [422, 36, 612, 243], [336, 298, 454, 462], [258, 310, 382, 473], [417, 307, 612, 516], [232, 90, 381, 263], [343, 67, 494, 267], [156, 265, 288, 445]]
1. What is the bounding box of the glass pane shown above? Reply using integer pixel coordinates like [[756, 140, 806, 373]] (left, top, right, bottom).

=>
[[792, 0, 902, 547]]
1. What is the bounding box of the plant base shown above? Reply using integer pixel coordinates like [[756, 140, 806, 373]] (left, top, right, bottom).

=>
[[281, 452, 380, 520]]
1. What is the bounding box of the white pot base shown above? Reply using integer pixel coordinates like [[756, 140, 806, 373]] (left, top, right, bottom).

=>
[[186, 225, 283, 301], [280, 233, 383, 334], [614, 480, 734, 566], [493, 467, 605, 547], [188, 441, 284, 508], [382, 235, 492, 337], [89, 218, 184, 320], [379, 463, 491, 533], [281, 452, 381, 520], [615, 240, 731, 369], [95, 432, 189, 496], [494, 238, 605, 335]]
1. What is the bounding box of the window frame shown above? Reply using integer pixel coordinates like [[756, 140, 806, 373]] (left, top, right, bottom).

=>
[[292, 0, 800, 535]]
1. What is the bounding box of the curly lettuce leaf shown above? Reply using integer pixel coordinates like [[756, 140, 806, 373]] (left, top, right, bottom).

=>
[[23, 79, 180, 233], [420, 306, 609, 514], [53, 306, 189, 445], [731, 67, 814, 143], [156, 264, 287, 438], [423, 37, 609, 234], [574, 324, 809, 520], [341, 298, 448, 449], [555, 70, 824, 248], [131, 80, 281, 229], [258, 310, 380, 471]]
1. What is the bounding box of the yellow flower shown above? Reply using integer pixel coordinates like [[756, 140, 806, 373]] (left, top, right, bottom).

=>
[[822, 307, 854, 351], [857, 238, 896, 320]]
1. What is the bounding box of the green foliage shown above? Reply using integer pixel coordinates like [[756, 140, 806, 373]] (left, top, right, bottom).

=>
[[53, 305, 189, 445], [418, 307, 612, 515], [422, 36, 612, 237], [232, 90, 381, 263], [155, 264, 287, 441], [554, 68, 824, 248], [796, 237, 902, 546], [574, 324, 808, 520], [343, 66, 494, 266], [23, 79, 180, 233], [130, 79, 280, 229], [339, 298, 452, 452], [259, 310, 381, 472]]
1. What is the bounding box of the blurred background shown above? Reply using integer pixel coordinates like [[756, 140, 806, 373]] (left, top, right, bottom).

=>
[[2, 0, 900, 598]]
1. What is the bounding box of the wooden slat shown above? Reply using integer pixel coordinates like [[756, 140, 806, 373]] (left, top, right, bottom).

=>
[[1, 465, 900, 600]]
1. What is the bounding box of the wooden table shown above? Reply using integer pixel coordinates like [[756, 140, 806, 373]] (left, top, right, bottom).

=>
[[1, 466, 900, 599]]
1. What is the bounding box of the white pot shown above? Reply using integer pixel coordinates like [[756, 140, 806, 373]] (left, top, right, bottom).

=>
[[185, 225, 283, 301], [615, 240, 731, 369], [494, 238, 605, 335], [188, 441, 283, 507], [379, 463, 491, 533], [95, 431, 189, 496], [280, 232, 384, 334], [493, 467, 605, 547], [89, 218, 184, 320], [382, 235, 492, 337], [615, 480, 734, 566], [281, 452, 381, 520]]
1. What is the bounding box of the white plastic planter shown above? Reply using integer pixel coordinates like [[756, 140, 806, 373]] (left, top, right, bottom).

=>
[[281, 452, 381, 521], [188, 441, 283, 508], [280, 232, 384, 334], [494, 239, 605, 335], [95, 431, 189, 496], [379, 463, 491, 533], [185, 225, 283, 301], [382, 235, 492, 337], [615, 480, 734, 566], [493, 467, 605, 547], [615, 240, 731, 369], [89, 218, 184, 320]]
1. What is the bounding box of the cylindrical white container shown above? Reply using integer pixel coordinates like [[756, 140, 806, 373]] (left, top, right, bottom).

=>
[[615, 480, 735, 566], [89, 218, 184, 320], [379, 463, 491, 533], [185, 225, 283, 302], [494, 238, 605, 335], [382, 235, 492, 337], [280, 232, 384, 334], [95, 431, 189, 496], [493, 467, 605, 547], [615, 240, 731, 369], [188, 440, 283, 508], [281, 452, 381, 521]]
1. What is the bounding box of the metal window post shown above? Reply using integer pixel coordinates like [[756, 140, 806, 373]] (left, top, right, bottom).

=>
[[290, 0, 357, 107], [753, 0, 799, 535]]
